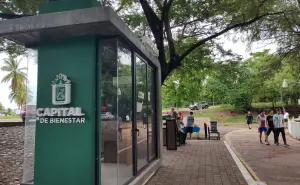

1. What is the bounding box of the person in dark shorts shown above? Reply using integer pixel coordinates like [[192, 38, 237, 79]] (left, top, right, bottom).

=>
[[246, 111, 253, 129], [257, 110, 268, 144], [186, 112, 194, 139], [265, 110, 275, 145]]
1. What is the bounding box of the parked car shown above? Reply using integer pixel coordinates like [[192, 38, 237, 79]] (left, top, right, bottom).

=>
[[189, 102, 209, 110], [101, 112, 115, 120]]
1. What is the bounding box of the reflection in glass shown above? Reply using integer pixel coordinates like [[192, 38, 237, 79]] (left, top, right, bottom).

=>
[[117, 41, 133, 185], [100, 39, 133, 185], [136, 57, 148, 171], [100, 39, 118, 185], [147, 67, 156, 160], [22, 49, 38, 184]]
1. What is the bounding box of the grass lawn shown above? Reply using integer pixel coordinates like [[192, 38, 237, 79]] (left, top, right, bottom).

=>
[[162, 103, 282, 124], [252, 102, 284, 108], [207, 104, 235, 111], [0, 116, 21, 120]]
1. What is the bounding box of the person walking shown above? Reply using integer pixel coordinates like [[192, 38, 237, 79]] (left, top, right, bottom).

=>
[[257, 110, 268, 144], [142, 112, 147, 129], [246, 111, 253, 129], [186, 112, 194, 140], [265, 110, 275, 145], [283, 108, 289, 126], [273, 109, 290, 146]]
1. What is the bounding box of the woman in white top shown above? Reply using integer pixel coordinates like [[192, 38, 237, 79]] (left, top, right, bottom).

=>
[[283, 106, 289, 125]]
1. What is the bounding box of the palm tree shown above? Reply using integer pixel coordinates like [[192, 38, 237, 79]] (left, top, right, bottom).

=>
[[1, 55, 27, 108], [1, 54, 27, 92], [9, 83, 27, 108]]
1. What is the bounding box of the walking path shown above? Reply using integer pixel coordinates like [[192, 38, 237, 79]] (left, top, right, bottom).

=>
[[225, 128, 300, 185], [146, 139, 248, 185], [147, 116, 300, 185]]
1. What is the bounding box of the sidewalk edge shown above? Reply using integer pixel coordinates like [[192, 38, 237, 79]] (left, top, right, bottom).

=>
[[224, 139, 259, 185]]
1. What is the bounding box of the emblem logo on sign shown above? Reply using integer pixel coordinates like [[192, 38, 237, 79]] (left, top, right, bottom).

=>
[[52, 73, 71, 105], [37, 73, 85, 124]]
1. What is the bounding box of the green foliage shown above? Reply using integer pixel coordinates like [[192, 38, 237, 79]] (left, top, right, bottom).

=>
[[252, 102, 284, 108], [5, 108, 12, 116], [0, 102, 4, 111], [162, 46, 213, 107], [204, 50, 294, 110], [0, 0, 296, 83], [0, 54, 27, 108]]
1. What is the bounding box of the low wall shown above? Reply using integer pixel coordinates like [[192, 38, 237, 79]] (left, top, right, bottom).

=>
[[0, 126, 24, 185], [0, 121, 24, 127], [288, 120, 300, 139]]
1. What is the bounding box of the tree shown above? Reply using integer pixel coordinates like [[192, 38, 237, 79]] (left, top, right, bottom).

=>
[[247, 1, 300, 62], [8, 83, 30, 109], [5, 108, 12, 116], [1, 54, 27, 107], [0, 102, 4, 111], [162, 46, 213, 107], [125, 0, 290, 83], [0, 0, 292, 84], [1, 55, 27, 92]]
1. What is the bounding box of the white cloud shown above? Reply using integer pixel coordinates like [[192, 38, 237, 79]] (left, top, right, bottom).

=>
[[219, 31, 277, 60]]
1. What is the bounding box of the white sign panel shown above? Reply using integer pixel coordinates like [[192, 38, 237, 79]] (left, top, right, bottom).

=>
[[37, 73, 85, 124]]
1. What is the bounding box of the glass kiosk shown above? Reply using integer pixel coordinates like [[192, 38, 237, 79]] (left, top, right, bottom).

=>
[[0, 1, 162, 185]]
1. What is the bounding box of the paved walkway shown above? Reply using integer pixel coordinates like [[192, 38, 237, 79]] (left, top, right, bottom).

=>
[[226, 128, 300, 185], [146, 139, 248, 185]]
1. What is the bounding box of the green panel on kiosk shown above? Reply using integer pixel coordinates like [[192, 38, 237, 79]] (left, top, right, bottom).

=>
[[34, 36, 97, 185], [39, 0, 100, 14]]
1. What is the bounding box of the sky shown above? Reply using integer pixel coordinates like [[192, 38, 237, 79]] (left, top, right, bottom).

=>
[[0, 34, 276, 110]]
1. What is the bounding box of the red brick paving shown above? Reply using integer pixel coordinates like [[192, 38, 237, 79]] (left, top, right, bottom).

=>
[[147, 140, 247, 185], [226, 128, 300, 185]]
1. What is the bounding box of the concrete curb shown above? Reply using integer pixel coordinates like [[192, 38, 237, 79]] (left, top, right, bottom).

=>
[[224, 130, 266, 185], [0, 121, 24, 127]]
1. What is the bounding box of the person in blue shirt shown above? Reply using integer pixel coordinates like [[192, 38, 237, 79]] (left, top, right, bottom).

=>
[[273, 109, 289, 146], [186, 112, 194, 139]]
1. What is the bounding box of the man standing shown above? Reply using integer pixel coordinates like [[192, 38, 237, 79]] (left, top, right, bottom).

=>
[[170, 107, 178, 119], [257, 110, 268, 144], [273, 109, 289, 146], [265, 110, 275, 145], [186, 112, 194, 140]]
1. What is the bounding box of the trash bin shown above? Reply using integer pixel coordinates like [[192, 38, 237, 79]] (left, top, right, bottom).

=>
[[166, 119, 177, 150], [163, 127, 166, 146]]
